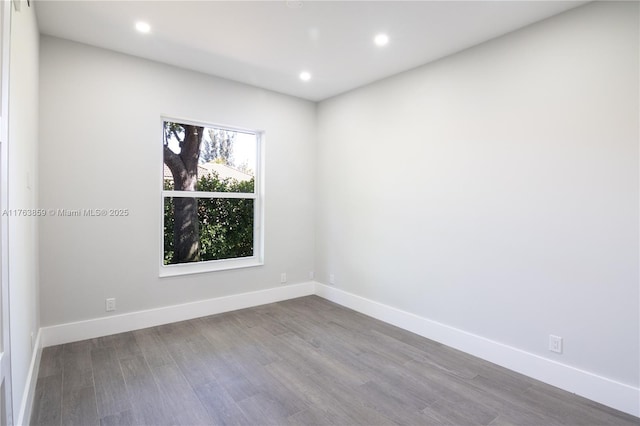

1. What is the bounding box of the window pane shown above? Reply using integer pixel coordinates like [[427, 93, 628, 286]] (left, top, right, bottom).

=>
[[164, 197, 254, 265], [164, 121, 256, 193]]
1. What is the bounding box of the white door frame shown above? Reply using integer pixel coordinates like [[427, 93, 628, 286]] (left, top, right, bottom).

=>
[[0, 0, 13, 424]]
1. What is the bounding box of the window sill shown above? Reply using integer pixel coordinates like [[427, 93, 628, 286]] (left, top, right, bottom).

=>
[[159, 256, 263, 277]]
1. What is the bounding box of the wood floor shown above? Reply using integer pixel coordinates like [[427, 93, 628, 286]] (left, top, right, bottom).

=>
[[31, 296, 638, 426]]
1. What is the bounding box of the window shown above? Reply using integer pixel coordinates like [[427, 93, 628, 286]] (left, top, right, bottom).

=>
[[161, 118, 262, 276]]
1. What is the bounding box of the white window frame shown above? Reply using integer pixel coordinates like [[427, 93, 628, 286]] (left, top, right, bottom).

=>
[[159, 116, 264, 277]]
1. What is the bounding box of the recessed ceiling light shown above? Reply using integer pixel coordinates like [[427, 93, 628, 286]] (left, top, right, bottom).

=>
[[374, 33, 389, 47], [135, 21, 151, 34], [299, 71, 311, 82]]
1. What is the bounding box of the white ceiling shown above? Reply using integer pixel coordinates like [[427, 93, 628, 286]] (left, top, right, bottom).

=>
[[35, 1, 586, 101]]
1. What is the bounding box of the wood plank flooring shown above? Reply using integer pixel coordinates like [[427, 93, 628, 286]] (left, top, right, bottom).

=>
[[31, 296, 639, 426]]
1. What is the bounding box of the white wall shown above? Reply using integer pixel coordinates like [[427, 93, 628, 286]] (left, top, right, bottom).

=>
[[8, 0, 40, 420], [39, 36, 316, 326], [316, 0, 639, 389]]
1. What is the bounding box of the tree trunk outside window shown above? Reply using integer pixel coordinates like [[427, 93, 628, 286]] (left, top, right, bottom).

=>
[[163, 124, 204, 263]]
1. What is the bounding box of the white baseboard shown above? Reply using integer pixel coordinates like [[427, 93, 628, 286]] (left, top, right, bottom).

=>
[[41, 282, 315, 347], [15, 329, 42, 426], [314, 283, 640, 418]]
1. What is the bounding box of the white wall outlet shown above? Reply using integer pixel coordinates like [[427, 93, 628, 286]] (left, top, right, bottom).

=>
[[280, 272, 287, 284], [105, 298, 116, 312], [30, 331, 35, 349], [309, 271, 315, 280], [549, 335, 563, 353], [329, 274, 335, 285]]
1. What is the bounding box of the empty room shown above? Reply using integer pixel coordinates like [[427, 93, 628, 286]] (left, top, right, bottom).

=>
[[1, 0, 638, 425]]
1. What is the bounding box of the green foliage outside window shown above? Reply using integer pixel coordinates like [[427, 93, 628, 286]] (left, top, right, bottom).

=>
[[164, 172, 255, 265]]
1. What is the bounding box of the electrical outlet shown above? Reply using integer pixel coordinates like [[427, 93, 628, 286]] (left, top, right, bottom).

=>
[[549, 335, 563, 353], [30, 332, 35, 349], [105, 298, 116, 312], [309, 271, 315, 280], [329, 274, 335, 285], [280, 273, 287, 284]]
